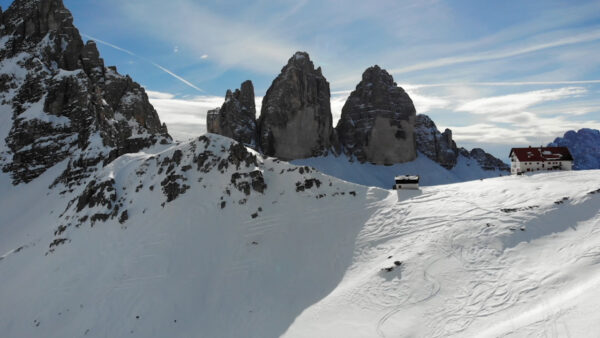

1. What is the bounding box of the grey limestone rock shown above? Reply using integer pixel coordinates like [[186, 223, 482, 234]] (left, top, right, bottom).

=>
[[0, 0, 170, 185], [206, 80, 257, 147], [459, 148, 510, 171], [258, 51, 338, 160], [336, 65, 416, 165], [415, 114, 458, 169]]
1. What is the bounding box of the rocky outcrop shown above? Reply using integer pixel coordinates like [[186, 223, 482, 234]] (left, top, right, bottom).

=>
[[0, 0, 170, 186], [257, 52, 337, 160], [415, 115, 508, 171], [549, 128, 600, 170], [206, 80, 257, 147], [460, 148, 509, 171], [415, 114, 458, 169], [336, 66, 416, 165]]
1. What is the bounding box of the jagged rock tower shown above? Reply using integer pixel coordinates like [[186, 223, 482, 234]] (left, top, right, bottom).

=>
[[415, 115, 459, 169], [258, 51, 338, 160], [206, 80, 257, 147], [0, 0, 170, 186], [336, 66, 416, 165]]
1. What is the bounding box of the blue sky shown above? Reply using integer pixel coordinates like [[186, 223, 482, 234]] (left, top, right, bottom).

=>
[[3, 0, 600, 159]]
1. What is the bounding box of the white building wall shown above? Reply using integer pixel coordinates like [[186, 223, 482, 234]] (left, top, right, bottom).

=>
[[510, 159, 573, 175]]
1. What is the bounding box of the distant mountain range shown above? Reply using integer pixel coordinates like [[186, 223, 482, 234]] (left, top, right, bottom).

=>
[[206, 53, 509, 188], [549, 128, 600, 170]]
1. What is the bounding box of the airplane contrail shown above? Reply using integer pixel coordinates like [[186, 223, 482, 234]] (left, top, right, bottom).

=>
[[82, 34, 204, 93]]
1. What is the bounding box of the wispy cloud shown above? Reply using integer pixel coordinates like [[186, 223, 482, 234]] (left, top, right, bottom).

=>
[[113, 0, 298, 75], [83, 34, 204, 93], [147, 90, 266, 141], [389, 30, 600, 75], [448, 117, 600, 145], [407, 80, 600, 89], [455, 87, 587, 115]]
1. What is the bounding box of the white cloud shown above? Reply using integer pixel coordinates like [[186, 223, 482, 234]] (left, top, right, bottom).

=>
[[201, 54, 209, 59], [148, 92, 221, 141], [147, 91, 176, 100], [455, 87, 587, 115], [407, 80, 600, 89], [389, 30, 600, 75], [149, 91, 265, 141], [331, 92, 350, 125], [403, 88, 450, 114], [447, 117, 600, 145]]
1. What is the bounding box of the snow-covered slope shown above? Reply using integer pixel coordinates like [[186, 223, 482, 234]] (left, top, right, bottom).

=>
[[1, 133, 599, 337], [293, 152, 507, 188], [285, 170, 600, 337]]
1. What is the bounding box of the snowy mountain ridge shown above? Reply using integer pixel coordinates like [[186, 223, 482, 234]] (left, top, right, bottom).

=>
[[1, 1, 599, 338], [1, 133, 599, 337], [0, 0, 170, 187]]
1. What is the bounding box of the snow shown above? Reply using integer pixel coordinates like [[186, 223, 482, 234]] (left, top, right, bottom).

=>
[[17, 96, 71, 127], [0, 133, 598, 337], [293, 152, 506, 188], [0, 53, 29, 83], [284, 171, 600, 337], [0, 35, 11, 51]]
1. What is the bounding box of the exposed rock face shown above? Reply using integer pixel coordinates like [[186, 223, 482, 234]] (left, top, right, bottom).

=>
[[415, 114, 508, 171], [336, 66, 416, 165], [206, 80, 257, 147], [415, 114, 458, 169], [258, 52, 337, 160], [549, 128, 600, 170], [460, 148, 510, 171], [0, 0, 170, 185]]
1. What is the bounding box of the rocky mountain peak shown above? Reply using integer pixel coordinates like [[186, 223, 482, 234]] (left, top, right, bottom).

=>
[[336, 65, 416, 165], [0, 0, 170, 186], [415, 114, 459, 169], [258, 51, 338, 160], [1, 0, 84, 70], [207, 80, 257, 147], [549, 128, 600, 169], [360, 65, 395, 87], [286, 51, 312, 67]]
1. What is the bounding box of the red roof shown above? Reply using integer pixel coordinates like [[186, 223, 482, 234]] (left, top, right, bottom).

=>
[[509, 147, 573, 162]]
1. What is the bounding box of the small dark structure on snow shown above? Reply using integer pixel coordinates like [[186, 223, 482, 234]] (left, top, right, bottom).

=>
[[394, 175, 419, 190]]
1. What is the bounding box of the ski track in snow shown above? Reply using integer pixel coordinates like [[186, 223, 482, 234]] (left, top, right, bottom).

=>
[[1, 136, 599, 338], [285, 171, 600, 338]]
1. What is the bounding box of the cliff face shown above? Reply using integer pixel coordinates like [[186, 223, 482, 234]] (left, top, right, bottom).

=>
[[336, 66, 416, 165], [257, 52, 338, 160], [549, 128, 600, 170], [206, 80, 257, 147], [415, 114, 459, 169], [0, 0, 170, 186], [203, 55, 507, 174]]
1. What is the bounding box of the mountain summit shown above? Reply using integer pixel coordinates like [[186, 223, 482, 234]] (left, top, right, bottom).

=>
[[336, 65, 417, 165], [0, 0, 170, 185], [549, 128, 600, 170], [258, 51, 338, 160]]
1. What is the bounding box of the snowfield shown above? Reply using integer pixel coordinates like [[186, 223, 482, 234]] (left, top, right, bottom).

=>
[[0, 135, 599, 338], [293, 152, 507, 189]]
